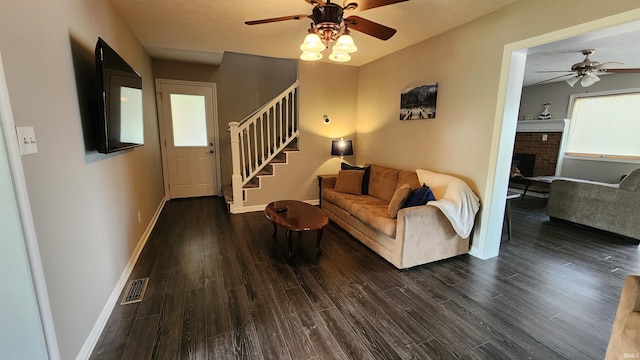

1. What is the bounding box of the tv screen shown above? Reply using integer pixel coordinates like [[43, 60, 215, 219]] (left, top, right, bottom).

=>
[[95, 37, 144, 153]]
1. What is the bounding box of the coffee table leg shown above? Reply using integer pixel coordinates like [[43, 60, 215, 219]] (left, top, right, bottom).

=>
[[272, 222, 277, 238], [316, 228, 324, 256], [286, 229, 293, 258]]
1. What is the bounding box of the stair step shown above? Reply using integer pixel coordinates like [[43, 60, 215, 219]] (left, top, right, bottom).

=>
[[243, 178, 260, 189]]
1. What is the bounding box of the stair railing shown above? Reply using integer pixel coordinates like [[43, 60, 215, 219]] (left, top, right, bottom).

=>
[[229, 81, 299, 211]]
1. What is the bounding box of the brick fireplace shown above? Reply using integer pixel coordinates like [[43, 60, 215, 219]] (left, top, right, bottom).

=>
[[513, 132, 562, 176]]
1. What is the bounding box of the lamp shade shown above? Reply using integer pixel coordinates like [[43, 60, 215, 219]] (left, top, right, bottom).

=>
[[300, 51, 323, 61], [581, 72, 600, 87], [333, 34, 357, 53], [300, 33, 324, 52], [331, 139, 354, 156], [566, 76, 580, 87], [329, 51, 351, 62]]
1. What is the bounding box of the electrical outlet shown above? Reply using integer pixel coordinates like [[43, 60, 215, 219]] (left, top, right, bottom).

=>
[[137, 211, 141, 224], [542, 134, 548, 142]]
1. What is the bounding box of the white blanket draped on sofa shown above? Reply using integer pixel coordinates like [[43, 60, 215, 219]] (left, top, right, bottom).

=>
[[416, 169, 480, 238]]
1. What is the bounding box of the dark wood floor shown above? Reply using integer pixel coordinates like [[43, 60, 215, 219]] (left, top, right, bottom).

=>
[[90, 196, 640, 360]]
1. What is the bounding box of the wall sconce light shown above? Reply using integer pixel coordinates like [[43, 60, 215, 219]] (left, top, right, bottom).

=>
[[331, 138, 353, 158]]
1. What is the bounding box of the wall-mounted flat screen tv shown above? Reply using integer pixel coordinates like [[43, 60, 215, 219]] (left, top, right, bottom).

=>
[[95, 37, 144, 153]]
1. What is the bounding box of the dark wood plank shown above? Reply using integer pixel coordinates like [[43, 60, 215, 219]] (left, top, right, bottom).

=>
[[285, 286, 348, 360], [180, 287, 207, 359], [90, 196, 640, 360], [150, 273, 185, 360], [227, 287, 263, 358], [250, 306, 292, 360], [121, 314, 160, 360], [317, 307, 376, 360]]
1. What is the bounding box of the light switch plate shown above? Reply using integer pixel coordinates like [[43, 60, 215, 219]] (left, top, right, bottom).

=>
[[15, 126, 38, 155]]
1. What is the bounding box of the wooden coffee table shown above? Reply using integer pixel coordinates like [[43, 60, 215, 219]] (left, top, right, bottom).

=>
[[264, 200, 329, 258]]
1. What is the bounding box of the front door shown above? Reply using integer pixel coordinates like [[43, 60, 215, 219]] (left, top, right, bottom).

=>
[[158, 82, 218, 198]]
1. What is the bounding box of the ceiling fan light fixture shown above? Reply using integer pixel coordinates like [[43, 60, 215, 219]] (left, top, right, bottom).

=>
[[299, 33, 325, 53], [329, 51, 351, 62], [300, 51, 323, 61], [333, 34, 357, 53], [581, 72, 600, 87], [566, 76, 580, 87]]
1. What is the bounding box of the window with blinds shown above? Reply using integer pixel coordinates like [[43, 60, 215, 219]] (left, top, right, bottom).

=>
[[566, 90, 640, 160]]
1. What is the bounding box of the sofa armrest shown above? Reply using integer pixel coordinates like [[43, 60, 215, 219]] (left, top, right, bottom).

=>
[[396, 205, 465, 267], [548, 179, 640, 240], [319, 174, 337, 189], [605, 275, 640, 359]]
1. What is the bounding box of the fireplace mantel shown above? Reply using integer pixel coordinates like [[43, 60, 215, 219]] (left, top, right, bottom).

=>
[[516, 119, 569, 133]]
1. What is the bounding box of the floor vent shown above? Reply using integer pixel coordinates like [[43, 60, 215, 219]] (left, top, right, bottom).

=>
[[120, 277, 149, 305]]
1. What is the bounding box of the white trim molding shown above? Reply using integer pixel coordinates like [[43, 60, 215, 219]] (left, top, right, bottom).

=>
[[75, 197, 167, 360], [0, 51, 61, 359]]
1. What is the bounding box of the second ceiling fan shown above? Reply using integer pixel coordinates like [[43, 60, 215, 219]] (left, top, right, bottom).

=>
[[535, 49, 640, 87], [245, 0, 409, 62]]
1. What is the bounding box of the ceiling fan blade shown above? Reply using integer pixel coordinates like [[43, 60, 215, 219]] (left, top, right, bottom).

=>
[[245, 14, 310, 25], [599, 68, 640, 73], [345, 15, 396, 40], [532, 73, 576, 86], [595, 61, 623, 69], [344, 0, 409, 12]]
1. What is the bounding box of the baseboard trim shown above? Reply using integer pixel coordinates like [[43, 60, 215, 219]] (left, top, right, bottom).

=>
[[232, 199, 320, 214], [75, 196, 167, 360]]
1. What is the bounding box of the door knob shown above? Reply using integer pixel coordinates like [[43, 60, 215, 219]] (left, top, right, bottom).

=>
[[209, 142, 214, 146], [208, 150, 214, 154]]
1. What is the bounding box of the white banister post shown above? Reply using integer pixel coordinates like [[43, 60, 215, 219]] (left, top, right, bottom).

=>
[[229, 121, 243, 212]]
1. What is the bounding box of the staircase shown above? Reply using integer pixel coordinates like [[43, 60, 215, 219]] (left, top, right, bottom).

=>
[[228, 81, 299, 213]]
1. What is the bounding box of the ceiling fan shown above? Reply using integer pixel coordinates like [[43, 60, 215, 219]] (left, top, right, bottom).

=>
[[534, 49, 640, 87], [245, 0, 409, 62]]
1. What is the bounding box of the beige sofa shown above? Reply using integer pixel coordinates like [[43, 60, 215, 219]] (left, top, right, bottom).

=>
[[547, 168, 640, 242], [321, 164, 480, 269], [606, 275, 640, 359]]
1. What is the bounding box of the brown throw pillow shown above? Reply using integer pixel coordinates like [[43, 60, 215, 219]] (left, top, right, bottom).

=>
[[388, 183, 412, 218], [335, 170, 365, 195]]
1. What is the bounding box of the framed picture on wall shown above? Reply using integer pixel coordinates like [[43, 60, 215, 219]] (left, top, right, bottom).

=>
[[400, 82, 438, 120]]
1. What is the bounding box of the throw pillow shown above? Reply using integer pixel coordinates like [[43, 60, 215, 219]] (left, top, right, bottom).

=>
[[402, 184, 436, 208], [388, 183, 412, 218], [334, 170, 365, 195], [341, 162, 371, 194]]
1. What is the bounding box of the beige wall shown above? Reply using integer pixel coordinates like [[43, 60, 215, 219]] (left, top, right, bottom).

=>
[[354, 0, 640, 258], [214, 52, 298, 185], [0, 0, 164, 358], [152, 59, 219, 83], [243, 61, 359, 206]]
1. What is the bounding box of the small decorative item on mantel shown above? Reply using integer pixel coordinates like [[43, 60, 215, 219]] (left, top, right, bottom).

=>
[[538, 102, 552, 120]]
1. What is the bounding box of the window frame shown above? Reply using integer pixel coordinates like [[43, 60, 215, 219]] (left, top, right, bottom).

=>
[[565, 87, 640, 162]]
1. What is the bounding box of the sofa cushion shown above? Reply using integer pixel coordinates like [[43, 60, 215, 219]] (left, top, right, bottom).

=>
[[368, 164, 400, 203], [335, 170, 364, 195], [402, 184, 436, 208], [350, 203, 397, 238], [397, 170, 421, 192], [323, 189, 360, 212], [341, 162, 371, 194], [620, 168, 640, 191], [388, 184, 412, 218]]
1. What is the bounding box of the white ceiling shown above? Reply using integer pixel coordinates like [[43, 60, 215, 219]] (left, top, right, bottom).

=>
[[109, 0, 640, 86], [524, 20, 640, 86], [109, 0, 520, 67]]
